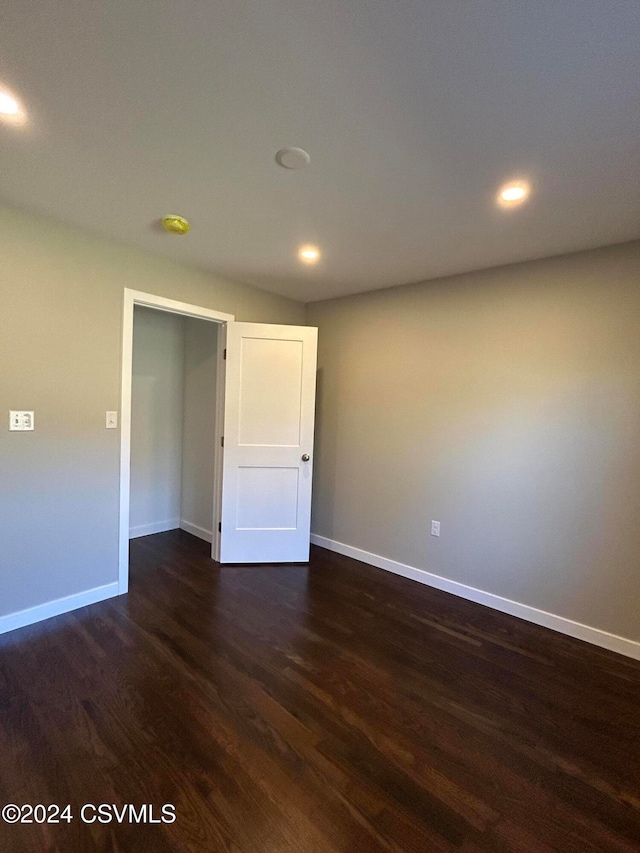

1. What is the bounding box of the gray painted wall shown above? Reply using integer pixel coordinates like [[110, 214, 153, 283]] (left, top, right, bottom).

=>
[[307, 241, 640, 643], [129, 311, 218, 542], [0, 203, 304, 619], [180, 317, 219, 538], [130, 307, 185, 536]]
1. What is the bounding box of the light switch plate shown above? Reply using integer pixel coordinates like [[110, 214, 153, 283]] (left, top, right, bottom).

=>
[[9, 411, 34, 431], [106, 411, 118, 429]]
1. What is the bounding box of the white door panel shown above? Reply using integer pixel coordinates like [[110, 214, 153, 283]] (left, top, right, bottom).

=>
[[237, 337, 304, 446], [236, 466, 299, 529], [220, 322, 317, 563]]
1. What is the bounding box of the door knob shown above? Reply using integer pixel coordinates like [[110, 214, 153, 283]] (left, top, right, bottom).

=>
[[301, 453, 310, 462]]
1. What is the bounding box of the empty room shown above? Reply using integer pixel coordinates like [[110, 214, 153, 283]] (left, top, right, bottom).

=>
[[1, 3, 639, 852]]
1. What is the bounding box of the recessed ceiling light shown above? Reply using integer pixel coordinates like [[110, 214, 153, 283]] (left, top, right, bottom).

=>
[[0, 92, 19, 115], [276, 147, 311, 170], [497, 181, 530, 207], [298, 244, 320, 264], [0, 87, 27, 125], [501, 186, 526, 202]]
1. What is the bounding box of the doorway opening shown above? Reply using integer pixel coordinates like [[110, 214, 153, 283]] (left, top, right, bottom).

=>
[[119, 289, 234, 594]]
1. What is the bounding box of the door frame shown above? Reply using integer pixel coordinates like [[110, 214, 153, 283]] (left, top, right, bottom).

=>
[[118, 288, 234, 594]]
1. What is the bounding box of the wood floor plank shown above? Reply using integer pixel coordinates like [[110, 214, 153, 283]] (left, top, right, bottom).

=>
[[1, 530, 639, 851]]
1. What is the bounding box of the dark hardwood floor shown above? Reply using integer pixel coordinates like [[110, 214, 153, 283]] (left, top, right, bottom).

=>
[[1, 531, 640, 852]]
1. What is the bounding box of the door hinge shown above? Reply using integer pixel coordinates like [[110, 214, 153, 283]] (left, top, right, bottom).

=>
[[218, 522, 222, 533], [221, 436, 224, 447], [223, 348, 227, 360]]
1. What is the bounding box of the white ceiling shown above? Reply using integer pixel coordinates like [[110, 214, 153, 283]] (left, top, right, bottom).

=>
[[1, 1, 639, 302]]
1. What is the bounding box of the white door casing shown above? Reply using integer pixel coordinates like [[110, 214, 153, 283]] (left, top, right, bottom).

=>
[[119, 289, 234, 592], [220, 322, 318, 563]]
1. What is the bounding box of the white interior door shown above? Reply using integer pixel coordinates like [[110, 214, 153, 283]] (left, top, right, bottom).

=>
[[220, 322, 318, 563]]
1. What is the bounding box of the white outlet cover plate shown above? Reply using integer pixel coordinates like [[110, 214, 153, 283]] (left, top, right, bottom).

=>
[[431, 520, 441, 536], [9, 411, 34, 431], [106, 411, 118, 429]]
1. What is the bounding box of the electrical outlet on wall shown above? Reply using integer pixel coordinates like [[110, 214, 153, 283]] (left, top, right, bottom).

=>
[[106, 411, 118, 429], [430, 520, 441, 537]]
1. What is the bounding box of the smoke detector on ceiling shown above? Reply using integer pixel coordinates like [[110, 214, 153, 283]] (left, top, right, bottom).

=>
[[275, 147, 311, 169], [161, 215, 191, 235]]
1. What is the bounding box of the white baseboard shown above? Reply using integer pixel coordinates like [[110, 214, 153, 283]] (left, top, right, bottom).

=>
[[180, 519, 213, 543], [310, 534, 640, 662], [0, 582, 120, 637], [129, 518, 180, 539]]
